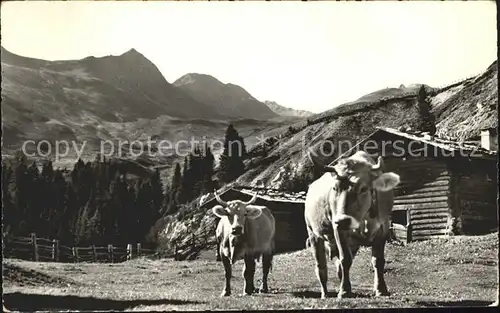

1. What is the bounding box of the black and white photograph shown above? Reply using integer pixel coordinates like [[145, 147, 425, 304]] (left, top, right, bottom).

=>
[[1, 0, 498, 311]]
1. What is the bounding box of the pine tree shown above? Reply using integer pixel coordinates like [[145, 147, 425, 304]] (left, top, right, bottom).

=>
[[201, 142, 215, 194], [417, 85, 436, 135], [25, 161, 42, 234], [12, 151, 29, 235], [150, 169, 164, 219], [219, 124, 246, 183], [2, 163, 16, 236], [179, 156, 190, 203], [163, 163, 182, 215]]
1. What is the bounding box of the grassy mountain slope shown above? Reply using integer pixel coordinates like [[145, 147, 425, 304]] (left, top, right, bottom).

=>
[[431, 60, 498, 141]]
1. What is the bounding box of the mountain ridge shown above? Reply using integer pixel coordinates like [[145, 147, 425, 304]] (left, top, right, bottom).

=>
[[263, 100, 314, 118], [173, 73, 279, 120]]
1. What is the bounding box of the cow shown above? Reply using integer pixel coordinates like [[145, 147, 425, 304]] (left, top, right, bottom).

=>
[[304, 151, 400, 299], [211, 190, 276, 297]]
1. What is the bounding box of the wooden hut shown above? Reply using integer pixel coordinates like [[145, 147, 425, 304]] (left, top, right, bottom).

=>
[[199, 186, 308, 253], [329, 127, 498, 243]]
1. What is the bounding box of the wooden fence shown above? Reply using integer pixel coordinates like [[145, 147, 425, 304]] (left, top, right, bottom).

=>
[[3, 233, 158, 263], [171, 227, 215, 261]]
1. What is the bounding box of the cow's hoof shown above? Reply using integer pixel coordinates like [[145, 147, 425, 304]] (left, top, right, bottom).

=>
[[337, 290, 353, 299], [259, 287, 269, 294], [320, 293, 327, 299], [220, 290, 231, 297], [374, 290, 390, 297]]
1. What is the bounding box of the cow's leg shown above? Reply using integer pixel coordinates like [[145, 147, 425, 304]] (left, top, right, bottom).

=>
[[242, 256, 256, 295], [260, 252, 273, 293], [336, 233, 353, 299], [371, 239, 389, 296], [310, 236, 328, 299], [220, 255, 232, 297], [338, 243, 359, 281], [215, 241, 221, 261]]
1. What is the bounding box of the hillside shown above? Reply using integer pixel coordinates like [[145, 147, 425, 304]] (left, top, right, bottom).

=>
[[264, 100, 314, 118], [173, 73, 278, 120], [431, 60, 498, 141]]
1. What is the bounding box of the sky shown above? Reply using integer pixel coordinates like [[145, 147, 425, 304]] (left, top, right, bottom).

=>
[[1, 1, 497, 114]]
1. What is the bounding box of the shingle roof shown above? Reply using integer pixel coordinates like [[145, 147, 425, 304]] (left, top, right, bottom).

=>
[[330, 126, 497, 165], [236, 186, 306, 203], [199, 185, 307, 207]]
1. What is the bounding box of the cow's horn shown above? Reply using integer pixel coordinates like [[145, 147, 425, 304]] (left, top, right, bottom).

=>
[[307, 151, 337, 173], [244, 193, 258, 205], [371, 156, 384, 171], [214, 190, 228, 206]]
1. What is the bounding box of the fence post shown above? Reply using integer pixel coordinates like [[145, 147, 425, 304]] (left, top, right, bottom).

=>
[[31, 233, 39, 262], [137, 243, 141, 257], [92, 245, 97, 262], [73, 247, 80, 263], [108, 244, 114, 263], [126, 244, 132, 260], [406, 209, 412, 244], [52, 239, 60, 262], [174, 241, 178, 261]]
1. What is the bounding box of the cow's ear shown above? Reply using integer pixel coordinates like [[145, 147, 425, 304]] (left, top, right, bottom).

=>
[[212, 205, 228, 218], [372, 172, 400, 191], [245, 205, 264, 220]]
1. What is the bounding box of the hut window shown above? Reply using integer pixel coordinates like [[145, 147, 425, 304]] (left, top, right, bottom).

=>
[[392, 210, 408, 226]]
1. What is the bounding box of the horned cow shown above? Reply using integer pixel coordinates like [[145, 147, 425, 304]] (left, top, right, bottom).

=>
[[211, 191, 276, 297], [305, 151, 400, 299]]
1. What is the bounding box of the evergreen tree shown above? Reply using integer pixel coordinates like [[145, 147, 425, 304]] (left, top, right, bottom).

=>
[[163, 163, 182, 215], [219, 124, 246, 183], [12, 151, 29, 235], [150, 169, 164, 219], [2, 163, 16, 236], [417, 85, 436, 135], [201, 142, 215, 194]]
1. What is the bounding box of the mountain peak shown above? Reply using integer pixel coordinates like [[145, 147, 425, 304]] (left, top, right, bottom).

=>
[[174, 73, 224, 87], [121, 48, 141, 56], [173, 73, 278, 120], [264, 100, 314, 118]]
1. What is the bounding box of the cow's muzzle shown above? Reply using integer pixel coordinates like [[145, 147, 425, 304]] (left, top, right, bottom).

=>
[[231, 226, 243, 236], [332, 214, 360, 231]]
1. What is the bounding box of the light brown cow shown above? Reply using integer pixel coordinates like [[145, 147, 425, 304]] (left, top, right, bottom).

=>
[[211, 191, 276, 297], [305, 151, 400, 299]]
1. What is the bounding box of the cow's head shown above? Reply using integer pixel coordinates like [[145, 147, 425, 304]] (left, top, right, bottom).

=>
[[211, 191, 262, 236], [310, 151, 400, 231]]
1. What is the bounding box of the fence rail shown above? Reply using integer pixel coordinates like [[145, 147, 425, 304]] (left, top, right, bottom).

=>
[[3, 233, 160, 264]]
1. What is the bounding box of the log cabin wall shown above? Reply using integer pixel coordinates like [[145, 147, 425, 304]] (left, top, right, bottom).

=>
[[361, 132, 454, 241], [449, 157, 498, 235], [386, 155, 452, 241]]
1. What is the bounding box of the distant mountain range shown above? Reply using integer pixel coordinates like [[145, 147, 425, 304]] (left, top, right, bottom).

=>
[[263, 101, 314, 118], [1, 47, 304, 165]]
